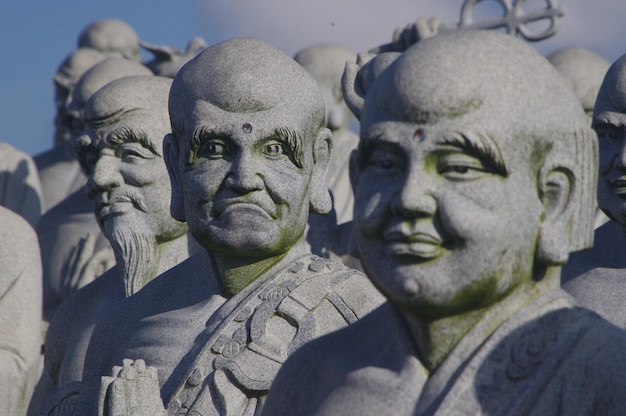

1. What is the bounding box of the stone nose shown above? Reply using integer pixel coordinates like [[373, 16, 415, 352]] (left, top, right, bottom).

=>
[[224, 151, 264, 192], [390, 168, 437, 219], [86, 155, 123, 199]]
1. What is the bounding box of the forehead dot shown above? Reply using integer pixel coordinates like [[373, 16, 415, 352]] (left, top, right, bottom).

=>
[[413, 129, 425, 141], [242, 123, 252, 134]]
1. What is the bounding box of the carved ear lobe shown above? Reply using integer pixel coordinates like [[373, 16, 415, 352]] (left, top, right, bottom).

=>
[[163, 133, 186, 222], [309, 127, 333, 215], [536, 168, 574, 265]]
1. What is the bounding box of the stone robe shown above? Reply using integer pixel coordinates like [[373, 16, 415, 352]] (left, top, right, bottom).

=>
[[79, 251, 383, 415], [263, 289, 626, 416]]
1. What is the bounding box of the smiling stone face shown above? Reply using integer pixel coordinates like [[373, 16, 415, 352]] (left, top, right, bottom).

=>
[[349, 31, 596, 319]]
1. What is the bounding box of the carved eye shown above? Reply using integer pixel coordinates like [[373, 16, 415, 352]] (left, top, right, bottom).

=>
[[366, 147, 404, 175], [263, 142, 286, 157], [199, 140, 227, 159], [437, 152, 490, 181], [118, 144, 154, 163], [596, 125, 623, 142]]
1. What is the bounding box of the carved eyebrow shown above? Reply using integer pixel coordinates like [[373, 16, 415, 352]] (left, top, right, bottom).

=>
[[437, 132, 508, 177], [188, 124, 305, 168], [107, 126, 159, 156], [274, 126, 304, 169], [593, 112, 626, 132]]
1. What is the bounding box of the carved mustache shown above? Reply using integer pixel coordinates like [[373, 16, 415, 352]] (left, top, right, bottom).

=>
[[95, 189, 149, 214]]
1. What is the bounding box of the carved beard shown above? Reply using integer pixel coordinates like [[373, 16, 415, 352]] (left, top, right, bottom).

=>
[[111, 227, 158, 297]]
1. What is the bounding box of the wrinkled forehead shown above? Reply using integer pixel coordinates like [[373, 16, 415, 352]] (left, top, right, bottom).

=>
[[361, 32, 587, 158], [172, 94, 321, 141]]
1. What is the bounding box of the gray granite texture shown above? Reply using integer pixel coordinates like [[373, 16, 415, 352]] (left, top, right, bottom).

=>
[[37, 58, 153, 326], [0, 206, 43, 416], [0, 142, 43, 227], [564, 53, 626, 326], [263, 30, 626, 415], [294, 43, 362, 268], [31, 75, 199, 415], [75, 37, 384, 415]]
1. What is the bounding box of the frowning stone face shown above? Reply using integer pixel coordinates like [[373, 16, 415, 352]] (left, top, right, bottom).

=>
[[166, 37, 333, 259]]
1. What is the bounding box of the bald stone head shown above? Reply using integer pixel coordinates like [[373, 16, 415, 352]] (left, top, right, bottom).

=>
[[547, 47, 610, 115], [360, 31, 595, 256], [346, 31, 597, 310], [54, 48, 107, 99], [78, 19, 141, 61], [169, 37, 325, 141], [294, 44, 357, 131], [64, 58, 152, 146], [593, 54, 626, 225], [165, 37, 333, 258], [69, 58, 152, 112]]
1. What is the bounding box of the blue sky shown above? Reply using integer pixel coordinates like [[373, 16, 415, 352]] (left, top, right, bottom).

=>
[[2, 0, 625, 157]]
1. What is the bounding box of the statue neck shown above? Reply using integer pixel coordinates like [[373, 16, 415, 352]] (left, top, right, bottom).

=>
[[401, 266, 561, 372], [211, 240, 308, 298], [153, 232, 199, 278]]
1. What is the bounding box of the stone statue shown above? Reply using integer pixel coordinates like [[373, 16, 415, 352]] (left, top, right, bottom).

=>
[[141, 37, 208, 78], [293, 44, 361, 267], [0, 142, 43, 227], [31, 75, 200, 415], [0, 206, 42, 416], [77, 19, 141, 61], [263, 30, 626, 415], [77, 37, 384, 415], [37, 58, 153, 326], [36, 19, 142, 213], [564, 53, 626, 328], [35, 48, 107, 212], [545, 47, 623, 283], [294, 43, 358, 226]]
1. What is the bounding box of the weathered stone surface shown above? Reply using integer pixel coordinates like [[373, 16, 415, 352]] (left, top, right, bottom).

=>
[[31, 76, 200, 415], [76, 37, 383, 415], [0, 142, 43, 227], [263, 30, 626, 416], [564, 53, 626, 326], [0, 206, 42, 416]]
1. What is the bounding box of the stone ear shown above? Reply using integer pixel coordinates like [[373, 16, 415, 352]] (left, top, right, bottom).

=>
[[536, 167, 574, 265], [163, 133, 186, 222], [309, 127, 333, 215], [341, 60, 366, 121]]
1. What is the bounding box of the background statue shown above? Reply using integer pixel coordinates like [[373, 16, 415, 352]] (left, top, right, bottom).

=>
[[565, 54, 626, 328], [263, 30, 626, 415], [0, 206, 42, 416], [77, 37, 383, 416], [0, 142, 43, 227], [294, 43, 361, 266], [545, 47, 626, 283], [77, 19, 141, 61], [35, 47, 107, 212], [141, 37, 207, 78], [37, 58, 152, 327]]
